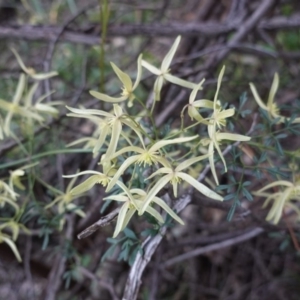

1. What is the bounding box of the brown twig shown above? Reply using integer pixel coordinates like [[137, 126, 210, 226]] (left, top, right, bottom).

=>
[[0, 13, 299, 44], [162, 227, 264, 268]]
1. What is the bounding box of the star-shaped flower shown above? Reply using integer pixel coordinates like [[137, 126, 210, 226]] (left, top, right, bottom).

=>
[[90, 55, 142, 107], [140, 154, 223, 215], [142, 36, 200, 101]]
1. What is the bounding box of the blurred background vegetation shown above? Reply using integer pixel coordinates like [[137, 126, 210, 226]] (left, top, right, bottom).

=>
[[0, 0, 300, 299]]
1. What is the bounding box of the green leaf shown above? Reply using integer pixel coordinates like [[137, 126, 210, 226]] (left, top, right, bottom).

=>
[[123, 228, 138, 240]]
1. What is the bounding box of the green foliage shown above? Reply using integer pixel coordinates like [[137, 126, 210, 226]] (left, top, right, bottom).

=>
[[101, 228, 143, 266]]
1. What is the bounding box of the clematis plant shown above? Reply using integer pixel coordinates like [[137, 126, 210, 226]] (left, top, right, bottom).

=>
[[65, 37, 254, 239]]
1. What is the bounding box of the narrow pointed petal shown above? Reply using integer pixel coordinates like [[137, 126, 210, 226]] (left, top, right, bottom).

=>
[[106, 155, 140, 192], [153, 197, 184, 225], [146, 167, 172, 180], [63, 170, 104, 178], [93, 124, 109, 154], [113, 202, 130, 238], [267, 73, 279, 108], [2, 236, 22, 262], [66, 106, 112, 118], [109, 146, 145, 160], [105, 120, 122, 158], [111, 62, 133, 91], [213, 138, 227, 171], [13, 74, 26, 104], [145, 206, 164, 223], [89, 90, 127, 103], [216, 108, 235, 120], [31, 72, 58, 80], [216, 133, 251, 142], [132, 54, 143, 90], [140, 174, 173, 214], [249, 83, 268, 110], [165, 74, 197, 89], [161, 36, 181, 71], [154, 76, 164, 101], [104, 195, 128, 202], [208, 141, 218, 185], [214, 66, 225, 109], [150, 135, 198, 152], [193, 99, 214, 108], [176, 153, 210, 172], [121, 118, 145, 148], [25, 82, 39, 106], [141, 60, 161, 75], [189, 79, 206, 104], [256, 181, 293, 193], [69, 175, 104, 195], [121, 207, 136, 231], [177, 172, 223, 201], [267, 188, 290, 224], [188, 106, 204, 122]]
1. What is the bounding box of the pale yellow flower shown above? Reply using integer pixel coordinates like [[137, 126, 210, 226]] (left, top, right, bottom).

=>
[[45, 175, 86, 229], [11, 48, 58, 80], [0, 231, 22, 262], [105, 182, 183, 237], [64, 155, 116, 195], [67, 104, 144, 158], [90, 55, 143, 107], [254, 180, 300, 224], [182, 79, 210, 124], [201, 131, 251, 185], [140, 154, 223, 215], [0, 220, 28, 262], [250, 73, 300, 123], [142, 36, 199, 101], [0, 74, 44, 137], [105, 135, 198, 192]]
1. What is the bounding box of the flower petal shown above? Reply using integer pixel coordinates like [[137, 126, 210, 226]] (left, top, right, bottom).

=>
[[153, 196, 184, 225], [132, 54, 143, 90], [140, 174, 173, 214], [113, 202, 130, 238], [89, 90, 127, 103], [69, 175, 105, 195], [161, 36, 181, 71], [165, 73, 197, 89], [267, 73, 279, 108], [141, 60, 160, 75], [177, 172, 223, 201], [176, 153, 210, 172], [145, 206, 164, 223], [150, 135, 198, 152], [249, 83, 268, 110], [216, 133, 251, 142], [106, 155, 140, 192], [214, 66, 225, 110], [110, 62, 133, 91]]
